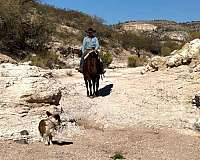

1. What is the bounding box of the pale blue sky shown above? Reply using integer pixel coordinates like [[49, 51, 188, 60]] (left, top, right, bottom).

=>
[[41, 0, 200, 24]]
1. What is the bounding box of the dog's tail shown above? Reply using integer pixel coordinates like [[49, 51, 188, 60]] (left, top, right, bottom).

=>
[[38, 120, 46, 137]]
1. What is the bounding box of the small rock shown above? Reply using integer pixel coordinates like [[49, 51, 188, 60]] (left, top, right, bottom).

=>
[[192, 93, 200, 107], [20, 130, 29, 136], [14, 138, 29, 144], [42, 72, 54, 79], [193, 64, 200, 72], [194, 119, 200, 131]]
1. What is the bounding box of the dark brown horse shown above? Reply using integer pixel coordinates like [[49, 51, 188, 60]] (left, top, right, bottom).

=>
[[83, 50, 100, 97]]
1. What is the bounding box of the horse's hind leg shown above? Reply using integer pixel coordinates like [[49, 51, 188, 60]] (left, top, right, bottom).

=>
[[85, 80, 89, 97], [92, 78, 96, 96], [95, 76, 100, 96]]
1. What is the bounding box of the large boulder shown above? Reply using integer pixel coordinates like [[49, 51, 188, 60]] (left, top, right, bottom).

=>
[[148, 56, 167, 71], [142, 39, 200, 73], [141, 56, 167, 74], [167, 39, 200, 67], [0, 63, 62, 106]]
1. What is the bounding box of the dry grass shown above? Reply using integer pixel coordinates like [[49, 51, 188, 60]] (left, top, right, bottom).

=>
[[127, 55, 148, 67]]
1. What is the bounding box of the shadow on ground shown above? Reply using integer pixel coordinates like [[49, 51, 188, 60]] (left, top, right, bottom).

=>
[[98, 84, 113, 97], [52, 141, 73, 146]]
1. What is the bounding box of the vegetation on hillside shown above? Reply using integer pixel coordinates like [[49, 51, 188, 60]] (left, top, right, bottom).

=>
[[0, 0, 120, 55], [0, 0, 196, 68], [0, 0, 53, 58], [190, 32, 200, 40], [118, 31, 183, 56]]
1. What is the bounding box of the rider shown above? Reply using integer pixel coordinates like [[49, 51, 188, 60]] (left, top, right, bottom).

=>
[[78, 27, 106, 74]]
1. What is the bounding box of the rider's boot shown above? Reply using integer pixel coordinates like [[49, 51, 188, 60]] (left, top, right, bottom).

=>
[[78, 57, 84, 73]]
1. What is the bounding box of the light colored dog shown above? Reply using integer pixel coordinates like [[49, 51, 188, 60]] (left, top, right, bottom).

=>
[[38, 111, 61, 145]]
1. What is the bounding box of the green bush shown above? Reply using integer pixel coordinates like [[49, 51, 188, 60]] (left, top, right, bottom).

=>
[[160, 46, 172, 56], [190, 32, 200, 40], [128, 55, 137, 67], [159, 41, 183, 56], [128, 55, 148, 67], [100, 52, 113, 67], [120, 31, 161, 55], [25, 50, 61, 68]]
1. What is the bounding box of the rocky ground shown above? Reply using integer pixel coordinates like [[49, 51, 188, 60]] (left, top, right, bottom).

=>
[[1, 64, 200, 159], [1, 39, 200, 159]]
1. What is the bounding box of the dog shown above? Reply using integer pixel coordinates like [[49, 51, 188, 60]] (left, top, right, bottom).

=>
[[38, 111, 61, 145]]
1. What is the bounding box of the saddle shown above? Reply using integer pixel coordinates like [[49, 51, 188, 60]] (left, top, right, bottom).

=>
[[83, 50, 98, 60]]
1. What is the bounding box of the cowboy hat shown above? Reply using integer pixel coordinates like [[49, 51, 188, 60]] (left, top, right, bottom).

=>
[[85, 28, 96, 33]]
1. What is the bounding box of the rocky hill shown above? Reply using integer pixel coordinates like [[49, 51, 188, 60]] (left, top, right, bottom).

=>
[[116, 20, 200, 42], [2, 0, 200, 70]]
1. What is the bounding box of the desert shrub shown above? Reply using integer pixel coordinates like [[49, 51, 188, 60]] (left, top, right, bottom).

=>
[[190, 32, 200, 40], [128, 55, 138, 67], [120, 31, 161, 55], [25, 50, 60, 68], [111, 152, 125, 160], [128, 55, 147, 67], [160, 46, 172, 56], [159, 41, 183, 56], [100, 52, 113, 67], [164, 41, 183, 50]]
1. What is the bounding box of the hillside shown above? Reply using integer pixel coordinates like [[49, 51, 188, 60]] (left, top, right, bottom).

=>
[[0, 0, 120, 51], [115, 20, 200, 44], [0, 0, 131, 68], [0, 0, 200, 69]]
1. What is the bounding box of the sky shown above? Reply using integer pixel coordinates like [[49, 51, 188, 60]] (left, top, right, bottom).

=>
[[41, 0, 200, 24]]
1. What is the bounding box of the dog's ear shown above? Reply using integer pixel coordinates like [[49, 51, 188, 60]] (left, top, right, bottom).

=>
[[54, 114, 61, 123], [46, 111, 52, 117]]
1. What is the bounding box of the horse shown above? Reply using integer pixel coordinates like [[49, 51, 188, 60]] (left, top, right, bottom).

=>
[[83, 50, 100, 97]]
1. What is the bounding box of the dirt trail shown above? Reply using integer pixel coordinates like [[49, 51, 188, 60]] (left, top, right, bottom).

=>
[[57, 66, 200, 130], [1, 128, 200, 160]]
